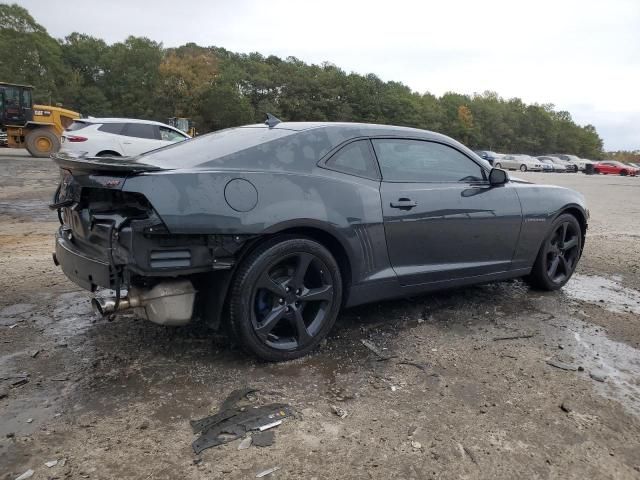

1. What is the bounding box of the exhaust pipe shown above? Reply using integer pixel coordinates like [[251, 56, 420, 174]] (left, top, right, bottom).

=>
[[91, 297, 131, 316], [91, 279, 196, 326]]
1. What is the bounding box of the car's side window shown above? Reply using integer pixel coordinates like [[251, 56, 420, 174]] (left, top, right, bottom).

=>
[[123, 123, 158, 140], [98, 123, 125, 135], [159, 126, 187, 142], [325, 140, 380, 180], [371, 139, 486, 183]]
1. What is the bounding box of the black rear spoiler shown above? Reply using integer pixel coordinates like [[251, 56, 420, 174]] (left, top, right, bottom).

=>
[[51, 152, 164, 174]]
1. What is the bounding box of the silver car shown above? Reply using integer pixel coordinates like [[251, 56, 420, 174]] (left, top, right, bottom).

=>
[[537, 156, 568, 172], [494, 154, 543, 172]]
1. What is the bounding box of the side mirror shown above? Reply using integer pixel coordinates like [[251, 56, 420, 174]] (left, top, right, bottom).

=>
[[489, 168, 509, 186]]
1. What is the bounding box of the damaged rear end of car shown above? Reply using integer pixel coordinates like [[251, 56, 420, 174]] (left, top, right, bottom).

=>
[[51, 153, 243, 327]]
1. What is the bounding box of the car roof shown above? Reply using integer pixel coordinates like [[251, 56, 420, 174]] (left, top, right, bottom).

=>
[[240, 121, 454, 142], [78, 117, 172, 127]]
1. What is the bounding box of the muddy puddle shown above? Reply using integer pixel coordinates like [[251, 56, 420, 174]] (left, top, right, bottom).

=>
[[565, 274, 640, 314]]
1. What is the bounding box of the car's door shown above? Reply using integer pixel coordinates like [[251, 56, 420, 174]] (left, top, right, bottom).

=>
[[500, 155, 516, 170], [373, 138, 522, 286], [120, 123, 162, 155]]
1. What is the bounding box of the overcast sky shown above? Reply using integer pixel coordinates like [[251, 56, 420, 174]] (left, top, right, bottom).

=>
[[16, 0, 640, 150]]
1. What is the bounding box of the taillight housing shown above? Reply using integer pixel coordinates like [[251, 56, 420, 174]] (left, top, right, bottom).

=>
[[66, 135, 88, 142]]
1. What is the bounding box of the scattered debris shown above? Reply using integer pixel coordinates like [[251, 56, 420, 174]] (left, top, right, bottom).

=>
[[560, 401, 574, 413], [45, 460, 58, 468], [252, 431, 275, 447], [331, 405, 348, 419], [463, 445, 478, 464], [411, 440, 422, 450], [407, 425, 418, 437], [30, 350, 40, 358], [11, 377, 29, 388], [500, 354, 518, 359], [493, 333, 536, 341], [398, 360, 427, 371], [26, 418, 33, 423], [361, 339, 394, 360], [138, 420, 149, 430], [238, 436, 252, 450], [15, 470, 34, 480], [0, 389, 8, 399], [256, 466, 280, 478], [590, 371, 607, 383], [59, 459, 67, 467], [190, 387, 294, 454], [546, 359, 579, 371], [258, 420, 282, 431], [8, 323, 19, 329], [390, 385, 398, 392]]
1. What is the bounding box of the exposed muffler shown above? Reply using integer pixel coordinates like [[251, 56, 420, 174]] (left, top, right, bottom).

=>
[[91, 279, 196, 326]]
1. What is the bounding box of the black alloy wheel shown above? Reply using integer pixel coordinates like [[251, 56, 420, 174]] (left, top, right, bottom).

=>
[[525, 213, 582, 290], [520, 164, 527, 172], [228, 237, 342, 361]]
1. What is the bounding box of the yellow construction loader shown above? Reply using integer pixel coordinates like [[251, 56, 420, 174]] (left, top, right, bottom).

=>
[[0, 82, 79, 157]]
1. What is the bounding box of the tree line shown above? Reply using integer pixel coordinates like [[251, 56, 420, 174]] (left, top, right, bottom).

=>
[[1, 3, 605, 158]]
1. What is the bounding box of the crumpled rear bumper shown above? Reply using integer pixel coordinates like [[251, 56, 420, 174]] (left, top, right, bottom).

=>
[[54, 227, 114, 291]]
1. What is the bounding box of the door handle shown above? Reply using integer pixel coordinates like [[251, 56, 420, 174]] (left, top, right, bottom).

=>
[[390, 198, 417, 209]]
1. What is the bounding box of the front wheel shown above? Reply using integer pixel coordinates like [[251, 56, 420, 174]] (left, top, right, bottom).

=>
[[520, 164, 527, 172], [620, 170, 628, 176], [525, 214, 582, 290], [228, 237, 342, 361], [494, 162, 502, 169]]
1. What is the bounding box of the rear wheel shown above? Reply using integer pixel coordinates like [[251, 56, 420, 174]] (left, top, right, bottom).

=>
[[525, 214, 582, 290], [228, 237, 342, 361], [620, 170, 628, 176], [520, 164, 527, 172], [96, 151, 121, 157], [25, 129, 60, 158]]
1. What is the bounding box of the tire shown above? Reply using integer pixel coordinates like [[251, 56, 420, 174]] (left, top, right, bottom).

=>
[[228, 236, 342, 361], [525, 213, 582, 291], [594, 168, 600, 174], [494, 163, 502, 169], [519, 164, 527, 172], [25, 129, 60, 158], [620, 170, 628, 176]]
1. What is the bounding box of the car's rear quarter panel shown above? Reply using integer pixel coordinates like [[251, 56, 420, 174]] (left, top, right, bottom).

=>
[[123, 169, 391, 286]]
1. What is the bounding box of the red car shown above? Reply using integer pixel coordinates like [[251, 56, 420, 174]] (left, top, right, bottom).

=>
[[594, 161, 638, 176]]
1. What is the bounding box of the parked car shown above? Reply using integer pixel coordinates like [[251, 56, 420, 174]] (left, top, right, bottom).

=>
[[538, 159, 555, 172], [60, 118, 190, 157], [538, 157, 567, 172], [51, 119, 588, 361], [474, 150, 499, 166], [593, 161, 638, 176], [629, 162, 640, 169], [494, 154, 543, 172], [538, 155, 576, 172], [550, 154, 592, 171]]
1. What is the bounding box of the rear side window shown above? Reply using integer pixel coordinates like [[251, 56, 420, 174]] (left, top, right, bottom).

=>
[[123, 123, 158, 140], [325, 140, 380, 180], [372, 139, 486, 183], [67, 120, 91, 131], [98, 123, 126, 134]]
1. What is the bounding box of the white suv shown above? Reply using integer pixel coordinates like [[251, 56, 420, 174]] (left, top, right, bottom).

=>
[[60, 118, 190, 157]]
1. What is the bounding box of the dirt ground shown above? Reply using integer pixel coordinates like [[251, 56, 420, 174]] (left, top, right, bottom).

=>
[[1, 150, 639, 480]]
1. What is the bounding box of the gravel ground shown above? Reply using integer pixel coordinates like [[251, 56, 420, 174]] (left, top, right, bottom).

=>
[[1, 151, 640, 479]]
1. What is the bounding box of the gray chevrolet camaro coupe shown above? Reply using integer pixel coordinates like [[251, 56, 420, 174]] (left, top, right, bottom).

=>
[[51, 117, 588, 361]]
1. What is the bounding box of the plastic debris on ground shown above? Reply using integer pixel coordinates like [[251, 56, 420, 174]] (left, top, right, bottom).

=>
[[190, 387, 295, 454]]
